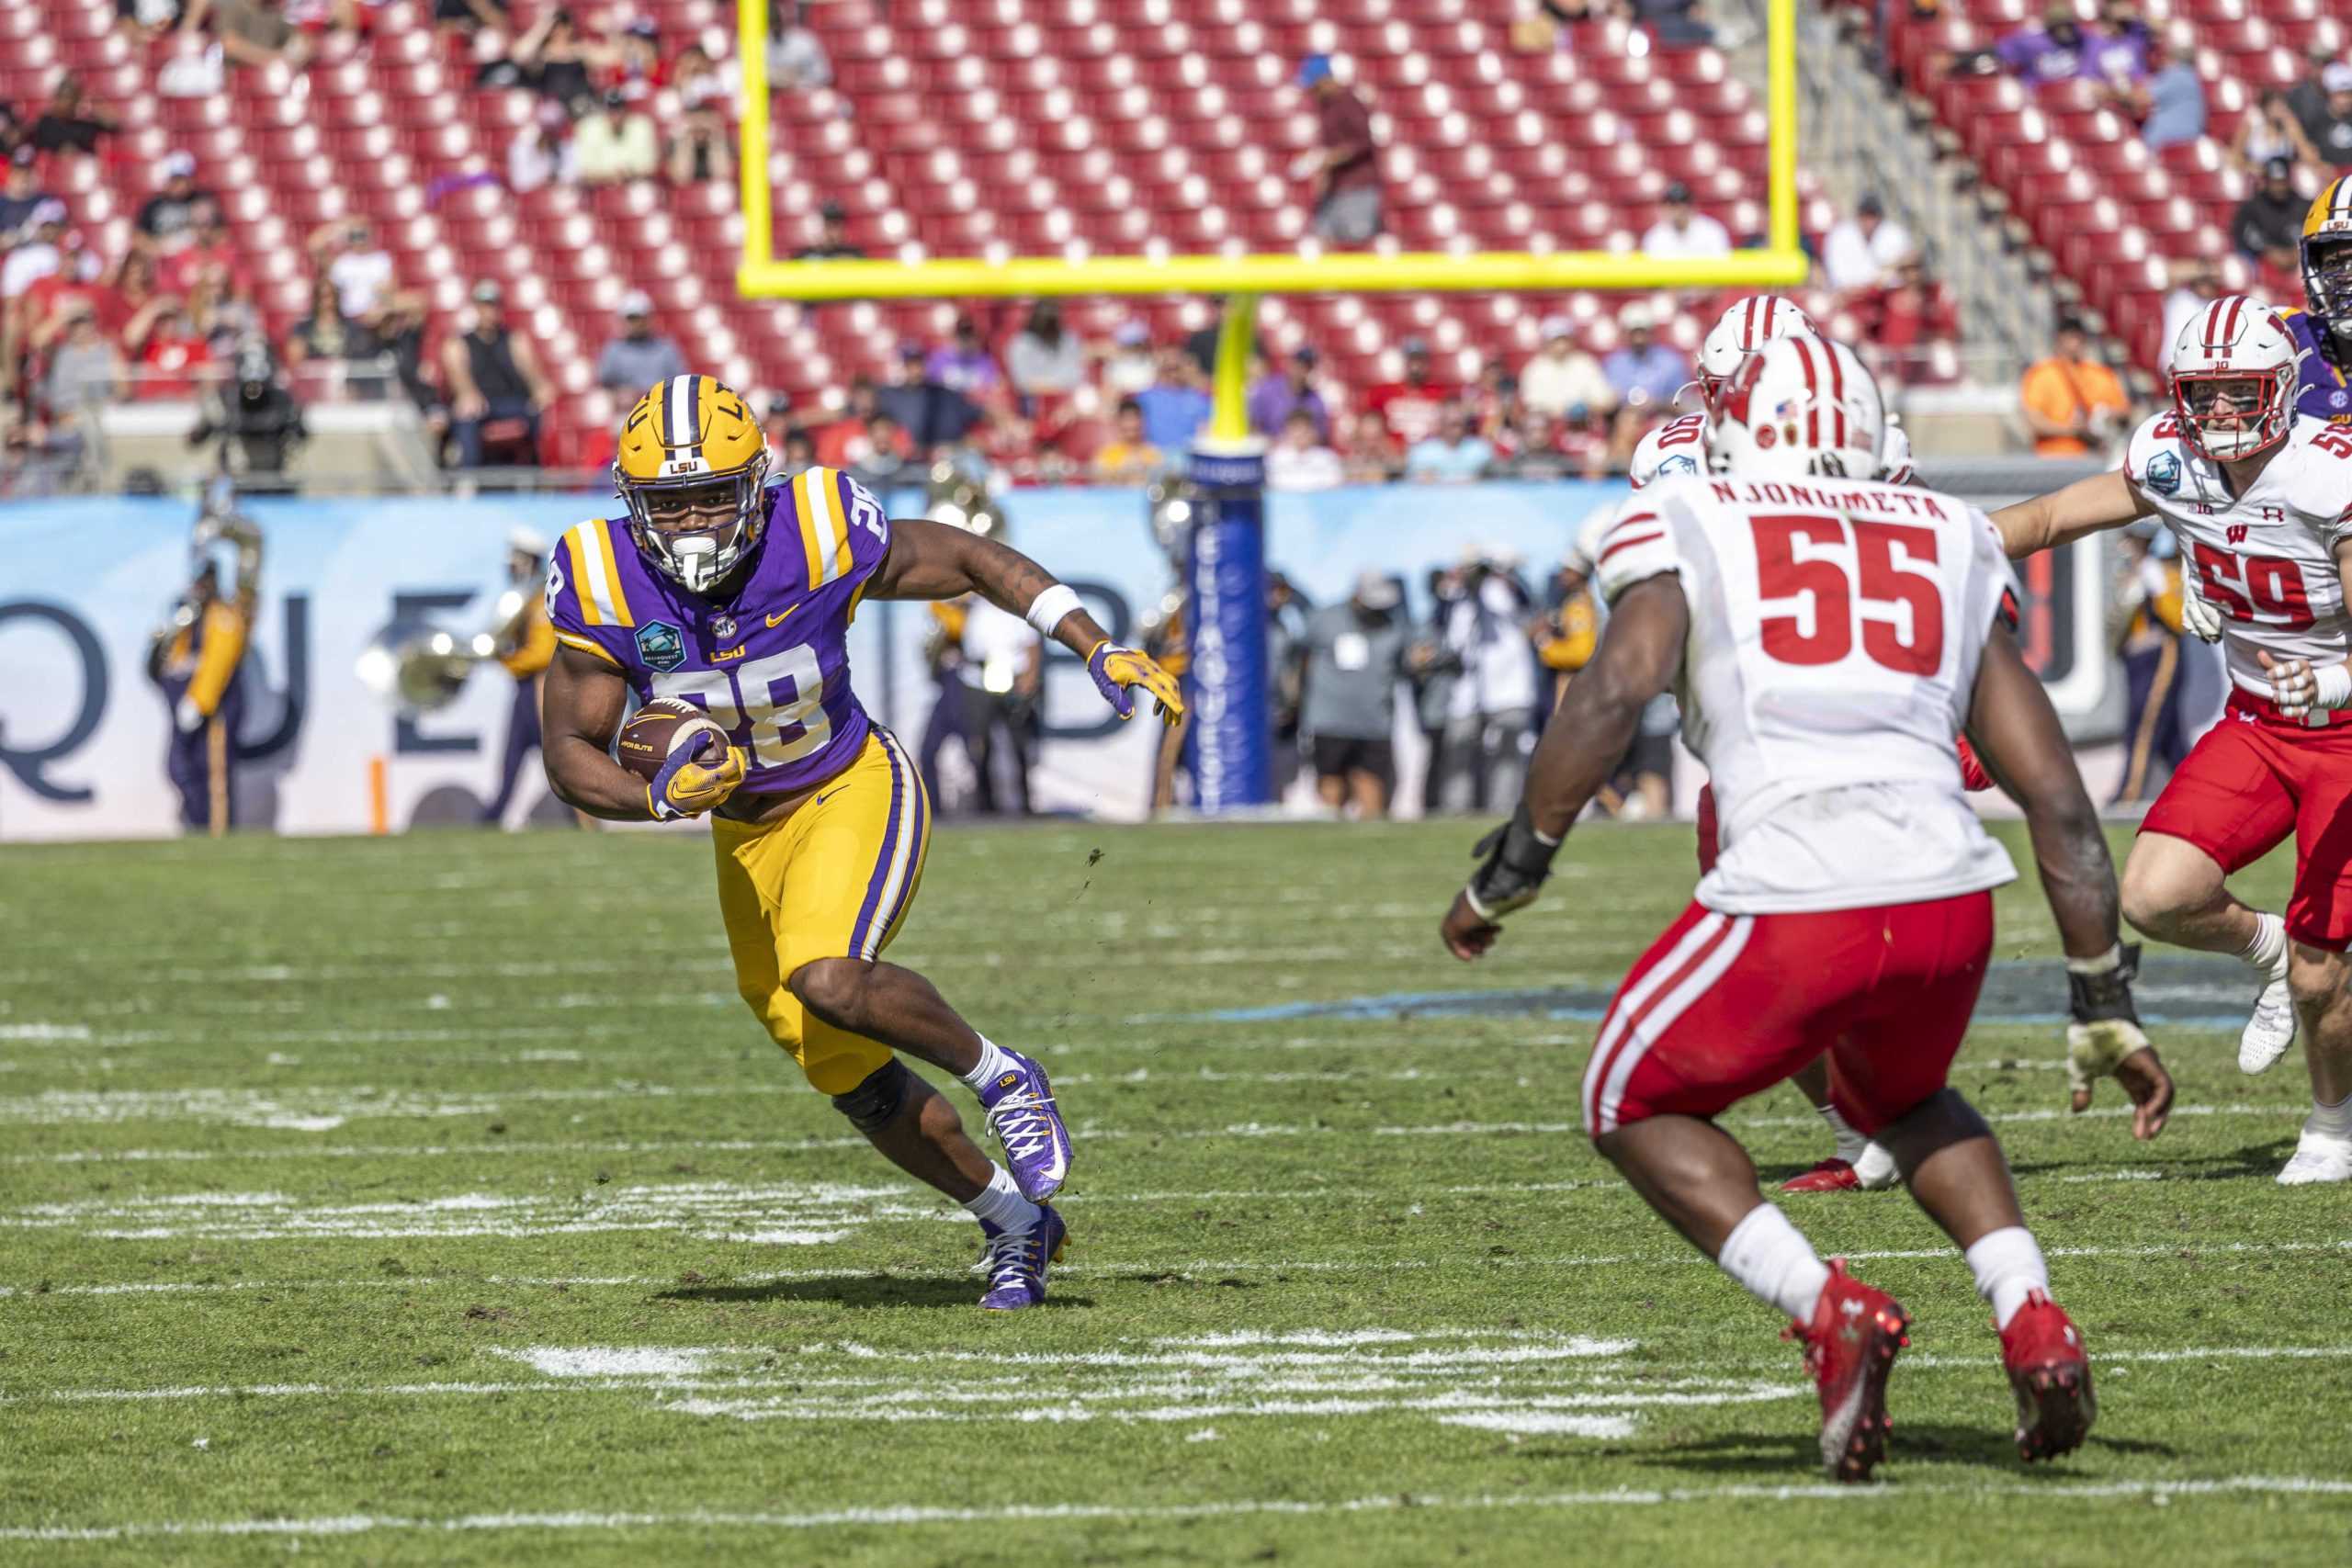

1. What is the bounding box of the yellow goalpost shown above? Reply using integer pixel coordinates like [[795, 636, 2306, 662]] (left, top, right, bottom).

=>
[[733, 0, 1804, 304]]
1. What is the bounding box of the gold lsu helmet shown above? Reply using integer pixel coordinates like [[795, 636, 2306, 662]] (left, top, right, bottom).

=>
[[615, 373, 771, 593], [2303, 176, 2352, 343]]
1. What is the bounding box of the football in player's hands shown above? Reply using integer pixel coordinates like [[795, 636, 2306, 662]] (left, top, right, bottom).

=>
[[615, 695, 728, 782]]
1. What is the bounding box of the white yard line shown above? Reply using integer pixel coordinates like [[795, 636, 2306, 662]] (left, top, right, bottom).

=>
[[5, 1476, 2349, 1542]]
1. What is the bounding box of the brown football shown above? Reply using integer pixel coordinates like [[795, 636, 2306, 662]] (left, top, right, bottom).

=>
[[615, 696, 727, 783]]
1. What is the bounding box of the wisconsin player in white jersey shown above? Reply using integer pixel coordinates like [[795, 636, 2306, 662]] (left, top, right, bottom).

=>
[[1626, 295, 1815, 489], [1441, 336, 2161, 1481], [1995, 298, 2352, 1185]]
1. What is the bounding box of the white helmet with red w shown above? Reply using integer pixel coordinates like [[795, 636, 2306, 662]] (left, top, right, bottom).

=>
[[1692, 295, 1816, 412], [1707, 333, 1885, 479], [2170, 296, 2302, 462]]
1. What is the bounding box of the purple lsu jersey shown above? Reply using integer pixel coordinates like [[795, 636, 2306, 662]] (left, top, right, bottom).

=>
[[546, 465, 892, 795], [2283, 309, 2352, 424]]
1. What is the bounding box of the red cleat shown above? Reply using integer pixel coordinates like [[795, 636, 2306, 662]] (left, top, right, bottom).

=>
[[1781, 1158, 1861, 1192], [1787, 1259, 1911, 1483], [2000, 1292, 2096, 1462]]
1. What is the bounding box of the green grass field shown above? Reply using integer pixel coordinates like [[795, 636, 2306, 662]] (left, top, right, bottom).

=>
[[2, 818, 2348, 1565]]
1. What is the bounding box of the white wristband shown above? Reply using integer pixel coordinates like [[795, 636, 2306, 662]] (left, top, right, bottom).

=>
[[1024, 583, 1082, 635], [2318, 663, 2352, 712]]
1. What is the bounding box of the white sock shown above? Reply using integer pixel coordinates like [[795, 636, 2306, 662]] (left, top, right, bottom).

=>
[[1852, 1140, 1901, 1190], [958, 1035, 1017, 1091], [2308, 1090, 2352, 1138], [1815, 1101, 1867, 1166], [2241, 912, 2288, 975], [1963, 1225, 2050, 1330], [1718, 1202, 1831, 1325], [962, 1165, 1040, 1232]]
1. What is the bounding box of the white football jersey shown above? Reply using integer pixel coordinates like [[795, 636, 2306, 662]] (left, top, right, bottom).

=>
[[1590, 475, 2019, 914], [2123, 412, 2352, 704], [1629, 412, 1709, 490]]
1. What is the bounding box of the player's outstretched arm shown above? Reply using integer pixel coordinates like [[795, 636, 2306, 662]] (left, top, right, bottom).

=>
[[1966, 622, 2174, 1139], [868, 516, 1183, 724], [1442, 573, 1690, 960], [1987, 469, 2151, 558]]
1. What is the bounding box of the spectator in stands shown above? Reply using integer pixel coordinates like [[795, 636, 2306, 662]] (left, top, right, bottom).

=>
[[1299, 571, 1411, 819], [576, 88, 658, 185], [0, 149, 49, 244], [1464, 358, 1519, 439], [876, 342, 982, 452], [844, 411, 915, 494], [441, 280, 551, 468], [1091, 398, 1162, 484], [375, 289, 445, 433], [2233, 156, 2309, 272], [2313, 63, 2352, 170], [610, 17, 662, 92], [1406, 402, 1495, 483], [2235, 88, 2322, 179], [2157, 255, 2217, 374], [1294, 55, 1382, 245], [1488, 407, 1581, 480], [284, 279, 380, 375], [1821, 193, 1914, 295], [311, 220, 394, 321], [594, 290, 685, 392], [1101, 320, 1155, 399], [1135, 345, 1212, 453], [509, 101, 575, 194], [769, 0, 831, 90], [189, 344, 305, 484], [25, 75, 116, 159], [2288, 41, 2339, 148], [42, 303, 121, 428], [433, 0, 506, 35], [129, 298, 214, 399], [1366, 337, 1454, 449], [1340, 414, 1398, 483], [184, 267, 259, 360], [812, 379, 880, 468], [1640, 181, 1730, 258], [925, 316, 1004, 403], [1629, 0, 1711, 49], [1, 199, 65, 300], [2120, 34, 2205, 150], [1519, 316, 1616, 422], [1006, 299, 1088, 406], [208, 0, 310, 70], [1266, 407, 1344, 491], [1247, 346, 1330, 441], [2083, 0, 2151, 85], [1994, 1, 2094, 87], [135, 152, 212, 254], [514, 8, 602, 107], [793, 199, 863, 259], [1865, 251, 1957, 372], [2020, 315, 2129, 457], [1600, 302, 1690, 427], [668, 46, 733, 186], [1558, 402, 1612, 472], [160, 199, 241, 296], [118, 0, 189, 43]]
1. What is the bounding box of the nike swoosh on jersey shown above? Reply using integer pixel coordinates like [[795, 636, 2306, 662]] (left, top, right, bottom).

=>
[[765, 607, 797, 627]]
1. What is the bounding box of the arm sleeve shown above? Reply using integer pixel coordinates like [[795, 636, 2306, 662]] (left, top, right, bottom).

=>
[[186, 604, 247, 716], [1591, 504, 1682, 606]]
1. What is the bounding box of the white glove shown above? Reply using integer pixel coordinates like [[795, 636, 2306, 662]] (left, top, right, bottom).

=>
[[2179, 573, 2223, 644], [174, 695, 205, 733]]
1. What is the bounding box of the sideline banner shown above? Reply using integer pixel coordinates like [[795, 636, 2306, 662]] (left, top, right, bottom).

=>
[[0, 479, 2106, 840]]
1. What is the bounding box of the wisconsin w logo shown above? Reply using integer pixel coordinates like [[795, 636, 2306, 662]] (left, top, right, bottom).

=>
[[2227, 525, 2249, 544]]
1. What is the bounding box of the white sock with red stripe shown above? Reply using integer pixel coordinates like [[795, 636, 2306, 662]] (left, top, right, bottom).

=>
[[1815, 1102, 1868, 1166], [1719, 1202, 1830, 1325], [1963, 1225, 2050, 1330], [2241, 912, 2287, 976], [959, 1035, 1017, 1091]]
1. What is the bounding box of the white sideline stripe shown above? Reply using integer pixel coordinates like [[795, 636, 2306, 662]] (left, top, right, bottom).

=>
[[6, 1478, 2350, 1540]]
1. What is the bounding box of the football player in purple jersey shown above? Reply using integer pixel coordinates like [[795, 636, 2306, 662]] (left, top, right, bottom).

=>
[[541, 375, 1182, 1309]]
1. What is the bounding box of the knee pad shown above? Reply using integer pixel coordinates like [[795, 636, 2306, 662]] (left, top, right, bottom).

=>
[[830, 1057, 913, 1134]]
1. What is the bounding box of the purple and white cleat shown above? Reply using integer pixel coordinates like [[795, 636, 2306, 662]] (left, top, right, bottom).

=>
[[978, 1049, 1072, 1201], [977, 1204, 1067, 1311]]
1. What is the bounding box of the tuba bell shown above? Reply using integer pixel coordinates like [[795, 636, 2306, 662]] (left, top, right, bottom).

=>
[[355, 586, 535, 718]]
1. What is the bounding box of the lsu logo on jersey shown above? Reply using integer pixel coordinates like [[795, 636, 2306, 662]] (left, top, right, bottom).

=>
[[2144, 451, 2182, 496], [635, 619, 685, 672]]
